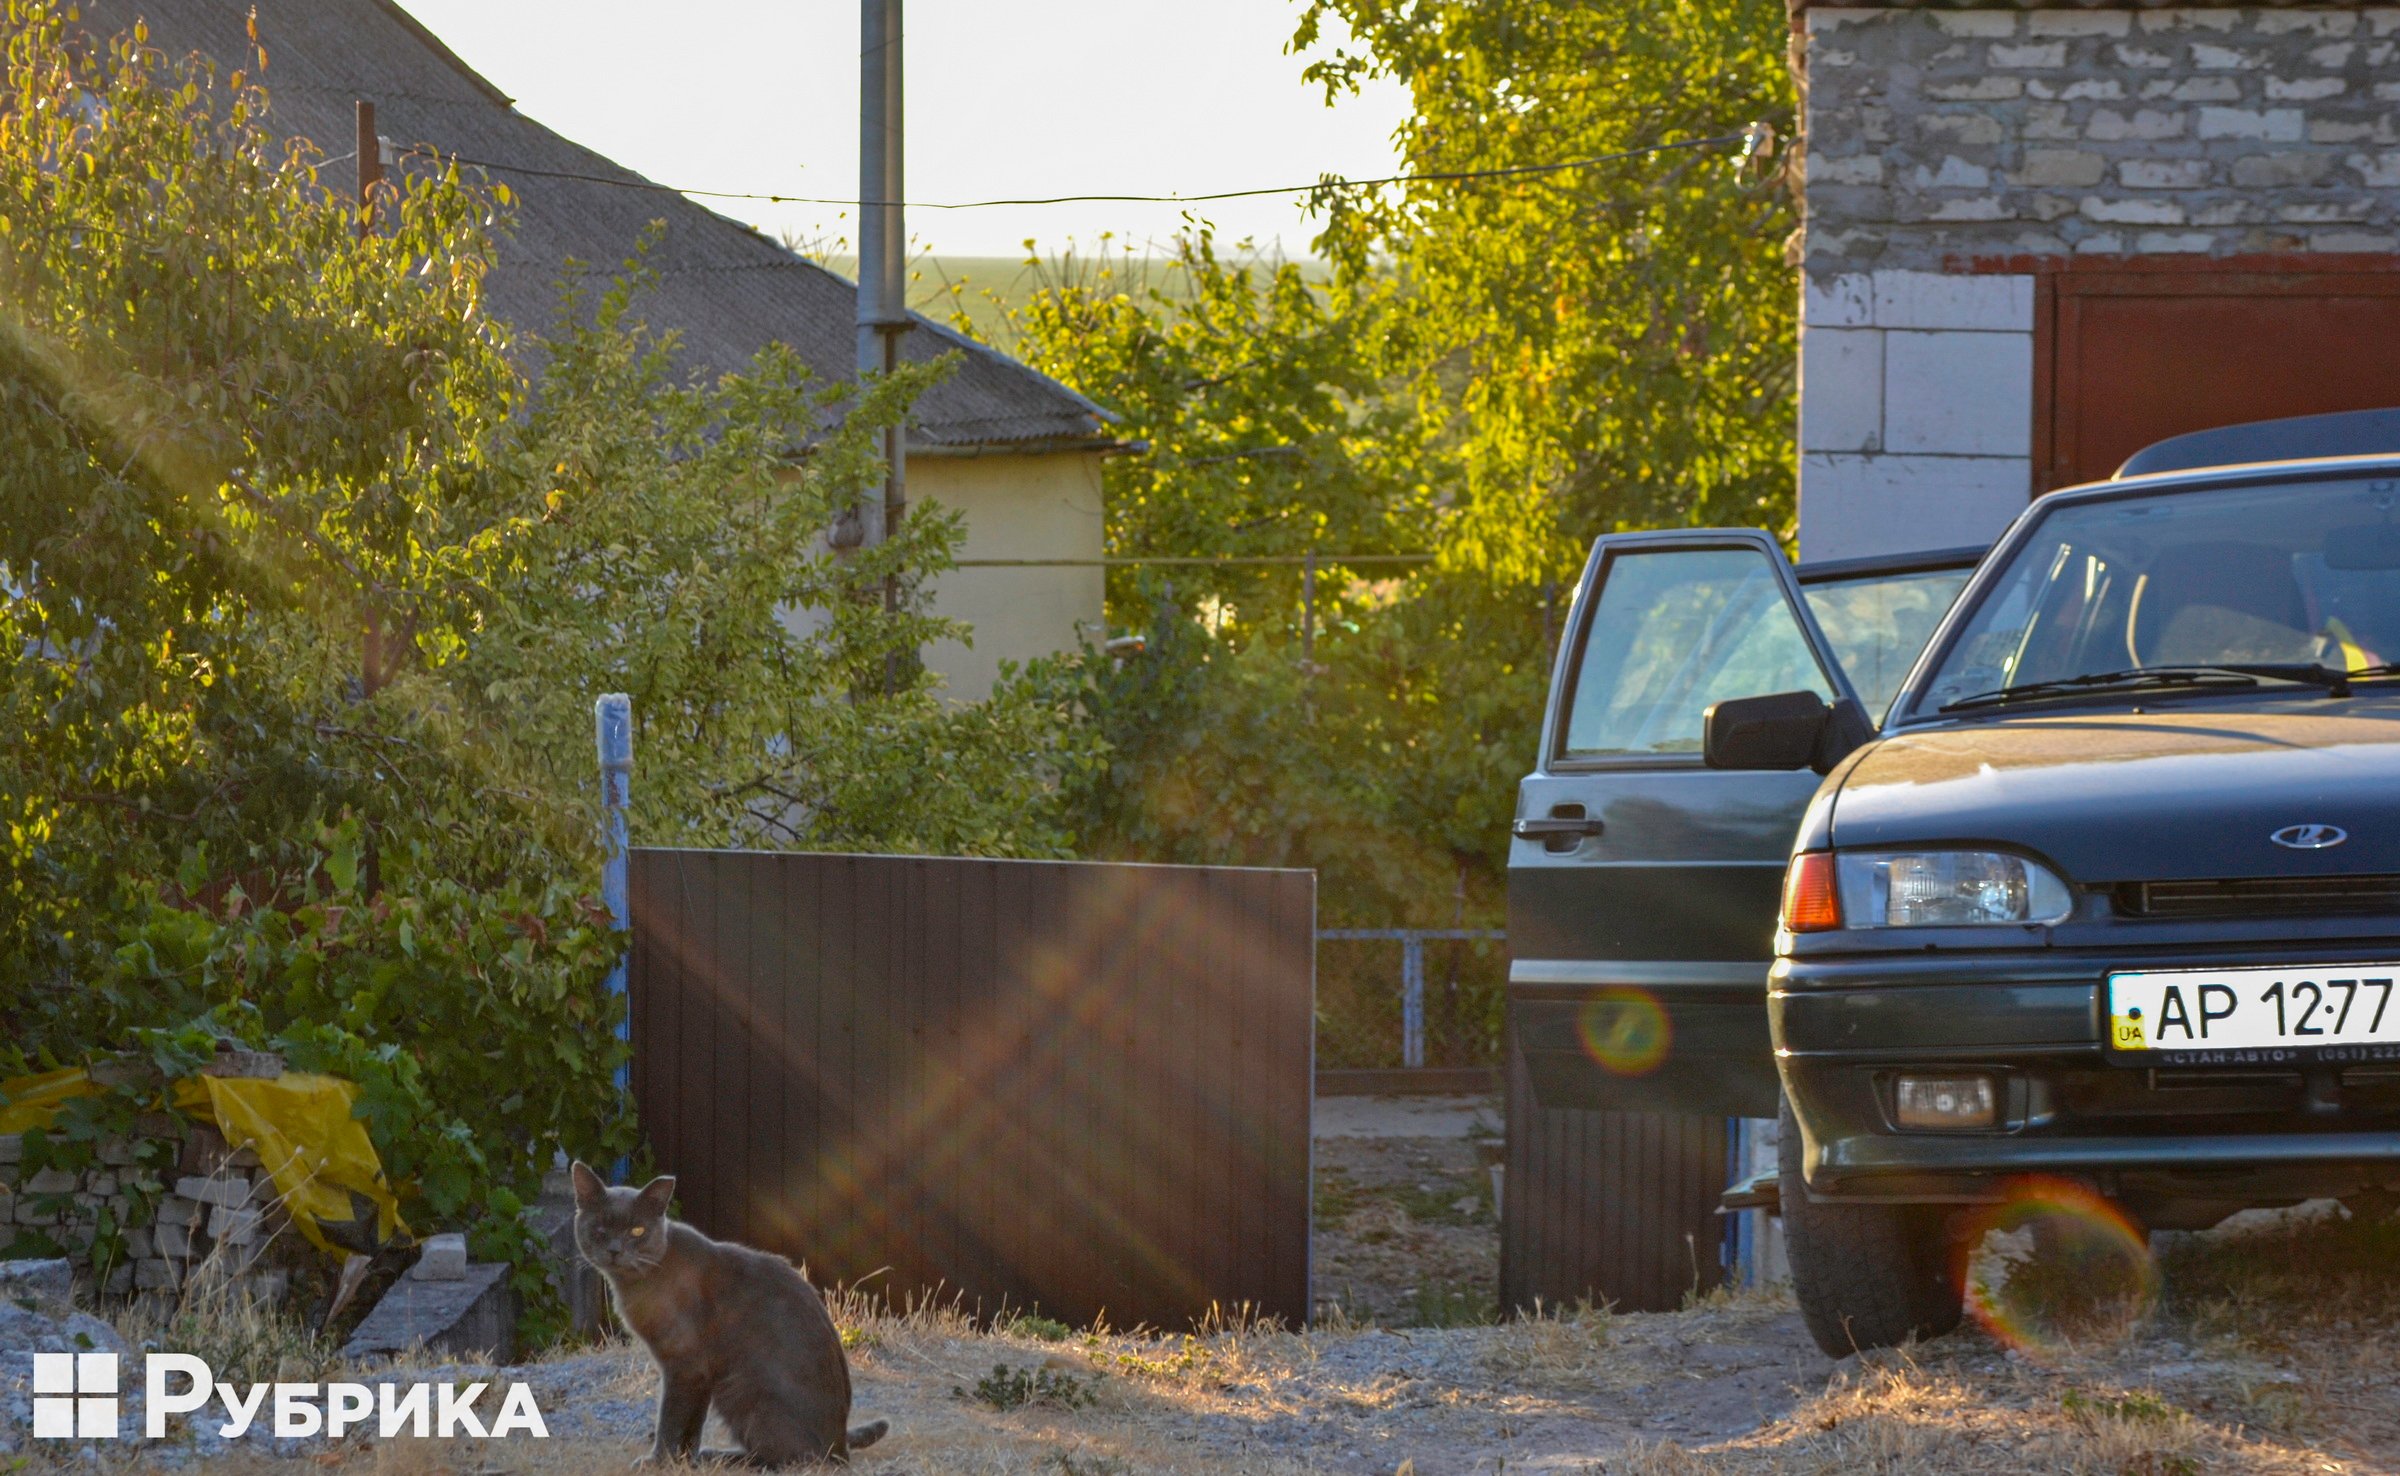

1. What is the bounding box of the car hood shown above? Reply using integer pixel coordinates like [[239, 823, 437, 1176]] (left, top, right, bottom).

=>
[[1833, 698, 2400, 883]]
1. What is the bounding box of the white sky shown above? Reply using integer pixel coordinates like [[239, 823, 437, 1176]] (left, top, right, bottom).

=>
[[395, 0, 1412, 261]]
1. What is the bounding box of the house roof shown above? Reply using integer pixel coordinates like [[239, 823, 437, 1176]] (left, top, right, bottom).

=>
[[80, 0, 1116, 451]]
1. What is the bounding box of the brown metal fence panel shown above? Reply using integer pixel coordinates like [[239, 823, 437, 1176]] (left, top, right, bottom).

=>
[[628, 849, 1315, 1330], [1498, 1037, 1728, 1315]]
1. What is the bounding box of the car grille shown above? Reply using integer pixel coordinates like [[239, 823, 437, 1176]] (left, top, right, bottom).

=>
[[2115, 874, 2400, 920]]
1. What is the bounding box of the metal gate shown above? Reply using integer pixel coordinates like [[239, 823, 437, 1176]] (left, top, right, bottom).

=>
[[627, 848, 1315, 1329]]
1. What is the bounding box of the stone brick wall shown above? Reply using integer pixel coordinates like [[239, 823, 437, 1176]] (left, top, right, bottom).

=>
[[2, 1121, 300, 1308], [1793, 5, 2400, 558], [1802, 6, 2400, 271]]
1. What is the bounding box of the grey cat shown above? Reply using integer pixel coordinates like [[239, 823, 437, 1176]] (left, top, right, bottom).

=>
[[571, 1163, 889, 1467]]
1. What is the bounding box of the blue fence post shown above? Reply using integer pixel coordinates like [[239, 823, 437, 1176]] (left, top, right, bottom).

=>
[[596, 694, 633, 1177], [1401, 935, 1426, 1069]]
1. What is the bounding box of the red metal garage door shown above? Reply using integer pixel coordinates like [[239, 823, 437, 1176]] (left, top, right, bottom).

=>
[[2036, 262, 2400, 491]]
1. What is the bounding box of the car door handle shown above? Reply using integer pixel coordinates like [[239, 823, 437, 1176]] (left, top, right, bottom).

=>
[[1512, 817, 1605, 838]]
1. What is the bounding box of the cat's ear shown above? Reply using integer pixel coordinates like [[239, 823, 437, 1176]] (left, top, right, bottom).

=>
[[569, 1160, 606, 1208], [634, 1175, 677, 1216]]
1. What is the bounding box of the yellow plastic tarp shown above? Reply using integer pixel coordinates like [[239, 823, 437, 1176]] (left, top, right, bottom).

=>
[[0, 1066, 101, 1134], [0, 1065, 406, 1257], [172, 1074, 406, 1256]]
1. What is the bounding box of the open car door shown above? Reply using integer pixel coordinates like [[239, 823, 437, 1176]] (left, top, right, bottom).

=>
[[1501, 530, 1978, 1312], [1508, 530, 1863, 1122]]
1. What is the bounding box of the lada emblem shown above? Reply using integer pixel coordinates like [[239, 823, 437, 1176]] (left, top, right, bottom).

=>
[[2270, 823, 2348, 850]]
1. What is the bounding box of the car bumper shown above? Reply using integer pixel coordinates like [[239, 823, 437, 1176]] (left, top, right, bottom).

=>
[[1771, 937, 2400, 1206]]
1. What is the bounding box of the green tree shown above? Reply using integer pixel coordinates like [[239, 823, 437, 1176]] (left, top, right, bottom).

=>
[[0, 2, 1080, 1299], [1299, 0, 1799, 580]]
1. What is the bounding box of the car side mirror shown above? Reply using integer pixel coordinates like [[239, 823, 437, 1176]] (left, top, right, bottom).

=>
[[1704, 692, 1875, 774]]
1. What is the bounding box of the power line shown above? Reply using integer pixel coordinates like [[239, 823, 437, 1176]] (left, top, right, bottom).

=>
[[396, 129, 1759, 213]]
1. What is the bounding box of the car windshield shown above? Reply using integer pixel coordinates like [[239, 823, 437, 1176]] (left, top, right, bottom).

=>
[[1907, 472, 2400, 718]]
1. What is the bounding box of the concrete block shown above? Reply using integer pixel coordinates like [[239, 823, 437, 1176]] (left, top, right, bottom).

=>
[[103, 1260, 133, 1296], [1883, 330, 2034, 457], [1810, 153, 1885, 185], [156, 1222, 194, 1258], [2191, 42, 2264, 69], [84, 1174, 116, 1197], [207, 1206, 262, 1245], [2279, 202, 2375, 223], [1871, 270, 2033, 331], [2028, 79, 2124, 101], [1927, 78, 2021, 101], [94, 1138, 136, 1167], [2082, 197, 2188, 225], [2086, 109, 2187, 140], [1928, 198, 2012, 222], [2198, 107, 2304, 141], [413, 1233, 470, 1282], [1799, 327, 1884, 453], [2254, 9, 2357, 36], [2119, 160, 2213, 189], [122, 1227, 154, 1259], [0, 1257, 74, 1312], [135, 1257, 181, 1291], [2309, 42, 2358, 66], [1803, 272, 1873, 327], [343, 1262, 517, 1363], [2170, 77, 2243, 101], [0, 1135, 19, 1165], [2234, 153, 2334, 187], [1798, 454, 2032, 563], [2312, 120, 2380, 143], [1990, 42, 2067, 67], [174, 1175, 259, 1209], [2013, 150, 2106, 188], [2351, 151, 2400, 187], [2111, 44, 2176, 68], [154, 1195, 202, 1227], [2137, 232, 2218, 253], [1919, 113, 2005, 145], [2029, 11, 2130, 36], [23, 1167, 76, 1196], [1932, 10, 2017, 36], [2267, 76, 2346, 99], [2311, 231, 2400, 252], [2136, 8, 2238, 31], [1912, 156, 1992, 188]]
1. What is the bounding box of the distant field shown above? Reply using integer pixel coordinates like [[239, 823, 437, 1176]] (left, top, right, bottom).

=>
[[817, 250, 1332, 348]]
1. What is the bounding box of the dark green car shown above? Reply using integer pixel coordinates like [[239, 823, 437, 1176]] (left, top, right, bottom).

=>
[[1509, 430, 2400, 1354]]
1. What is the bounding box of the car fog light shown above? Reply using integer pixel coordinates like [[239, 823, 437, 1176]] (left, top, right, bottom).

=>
[[1894, 1074, 1996, 1131]]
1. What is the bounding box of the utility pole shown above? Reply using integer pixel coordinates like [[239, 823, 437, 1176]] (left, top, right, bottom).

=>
[[856, 0, 912, 690], [857, 1, 909, 553]]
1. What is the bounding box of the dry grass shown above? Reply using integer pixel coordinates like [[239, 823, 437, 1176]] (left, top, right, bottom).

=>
[[27, 1210, 2400, 1473]]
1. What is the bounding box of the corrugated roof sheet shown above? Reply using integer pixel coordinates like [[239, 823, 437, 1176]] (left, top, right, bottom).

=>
[[1793, 0, 2371, 9], [80, 0, 1116, 449]]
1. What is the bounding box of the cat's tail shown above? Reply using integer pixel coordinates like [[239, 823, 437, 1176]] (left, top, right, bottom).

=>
[[847, 1417, 891, 1452]]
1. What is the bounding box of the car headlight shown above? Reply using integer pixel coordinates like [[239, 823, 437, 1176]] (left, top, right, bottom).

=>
[[1834, 851, 2072, 928]]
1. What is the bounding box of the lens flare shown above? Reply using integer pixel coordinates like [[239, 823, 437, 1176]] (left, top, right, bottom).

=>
[[1961, 1177, 2155, 1359], [1577, 988, 1671, 1077]]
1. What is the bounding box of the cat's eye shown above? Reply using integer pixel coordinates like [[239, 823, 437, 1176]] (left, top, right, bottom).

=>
[[629, 1226, 646, 1238]]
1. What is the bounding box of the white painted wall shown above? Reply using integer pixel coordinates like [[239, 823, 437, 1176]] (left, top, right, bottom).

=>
[[1797, 269, 2037, 561]]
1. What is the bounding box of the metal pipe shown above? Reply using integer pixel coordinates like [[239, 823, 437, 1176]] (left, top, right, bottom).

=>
[[857, 0, 907, 553], [595, 694, 633, 1176]]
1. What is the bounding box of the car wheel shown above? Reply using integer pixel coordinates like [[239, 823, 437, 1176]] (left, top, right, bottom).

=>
[[1779, 1099, 1963, 1356]]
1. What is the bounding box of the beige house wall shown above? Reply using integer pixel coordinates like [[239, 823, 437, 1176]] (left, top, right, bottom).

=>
[[912, 449, 1108, 701]]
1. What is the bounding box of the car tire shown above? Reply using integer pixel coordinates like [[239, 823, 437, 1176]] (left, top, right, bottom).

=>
[[1779, 1099, 1964, 1356]]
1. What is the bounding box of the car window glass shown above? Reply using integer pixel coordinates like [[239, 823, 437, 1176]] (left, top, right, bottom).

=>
[[1802, 568, 1972, 721], [1563, 547, 1832, 758], [1914, 475, 2400, 714]]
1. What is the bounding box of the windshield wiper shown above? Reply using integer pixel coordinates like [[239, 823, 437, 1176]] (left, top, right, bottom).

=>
[[1938, 662, 2356, 714]]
